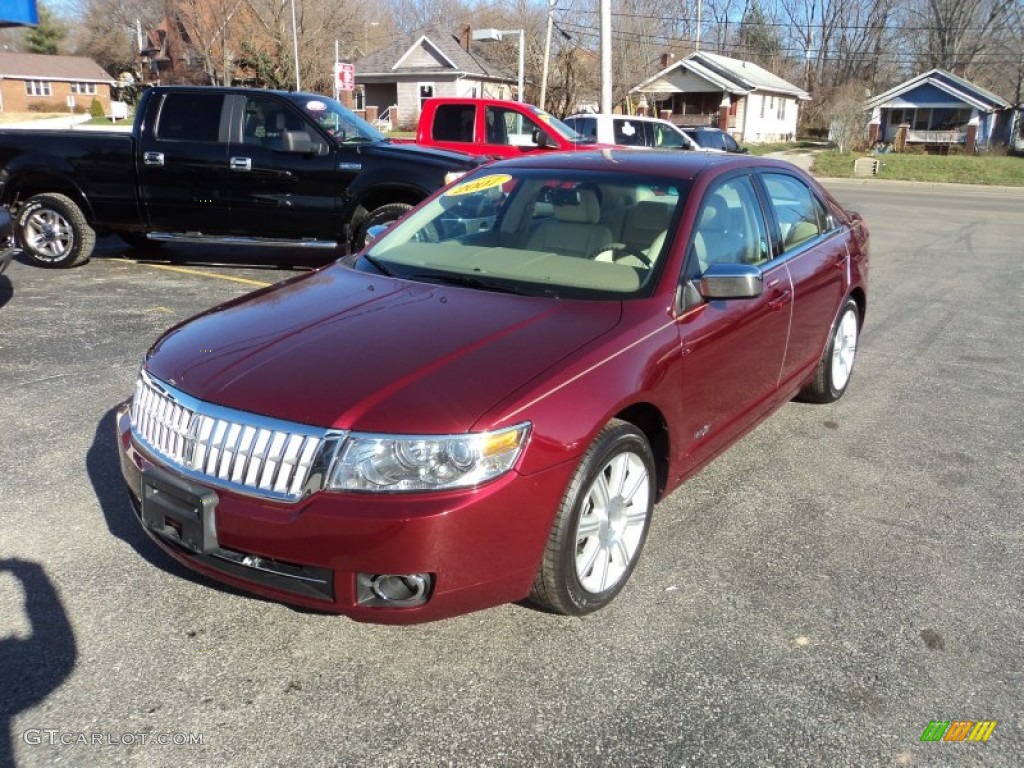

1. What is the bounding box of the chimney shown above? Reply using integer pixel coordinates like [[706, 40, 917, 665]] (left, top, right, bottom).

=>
[[660, 52, 676, 69], [460, 25, 472, 52]]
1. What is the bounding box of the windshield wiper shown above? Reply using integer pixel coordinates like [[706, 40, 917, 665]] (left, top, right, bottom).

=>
[[359, 253, 397, 276], [340, 135, 378, 145], [407, 271, 533, 295]]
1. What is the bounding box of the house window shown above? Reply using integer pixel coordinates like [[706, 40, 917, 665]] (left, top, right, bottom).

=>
[[913, 108, 932, 131], [777, 98, 785, 120], [70, 82, 98, 95], [354, 86, 365, 111], [419, 84, 434, 112], [759, 95, 765, 119], [25, 80, 52, 97]]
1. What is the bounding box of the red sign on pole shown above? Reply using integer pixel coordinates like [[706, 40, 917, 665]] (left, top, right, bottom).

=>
[[335, 62, 355, 92]]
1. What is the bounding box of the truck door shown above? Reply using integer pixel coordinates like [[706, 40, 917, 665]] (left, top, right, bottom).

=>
[[482, 105, 561, 157], [224, 94, 341, 242], [138, 91, 232, 234]]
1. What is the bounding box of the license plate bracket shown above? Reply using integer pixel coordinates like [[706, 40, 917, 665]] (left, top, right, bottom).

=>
[[141, 467, 218, 554]]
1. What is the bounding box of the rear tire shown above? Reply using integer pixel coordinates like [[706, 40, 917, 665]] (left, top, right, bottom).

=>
[[529, 420, 655, 616], [799, 298, 859, 403], [16, 193, 95, 268]]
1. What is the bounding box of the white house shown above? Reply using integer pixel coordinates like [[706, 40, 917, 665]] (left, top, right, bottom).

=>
[[352, 25, 516, 129], [630, 52, 810, 144]]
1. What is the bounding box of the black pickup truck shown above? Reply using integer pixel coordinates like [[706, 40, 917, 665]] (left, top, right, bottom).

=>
[[0, 86, 480, 267]]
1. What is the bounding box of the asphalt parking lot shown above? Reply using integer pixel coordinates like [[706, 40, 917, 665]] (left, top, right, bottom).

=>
[[1, 180, 1021, 767]]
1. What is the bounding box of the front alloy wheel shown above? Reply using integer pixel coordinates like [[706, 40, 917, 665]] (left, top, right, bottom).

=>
[[530, 420, 655, 615]]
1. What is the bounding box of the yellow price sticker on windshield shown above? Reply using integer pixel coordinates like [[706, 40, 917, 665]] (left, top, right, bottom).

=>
[[446, 174, 511, 197]]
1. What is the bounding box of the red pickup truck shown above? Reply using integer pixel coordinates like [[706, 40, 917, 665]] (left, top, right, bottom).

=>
[[414, 97, 609, 159]]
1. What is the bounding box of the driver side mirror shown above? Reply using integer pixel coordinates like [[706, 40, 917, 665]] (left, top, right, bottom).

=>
[[532, 129, 556, 149]]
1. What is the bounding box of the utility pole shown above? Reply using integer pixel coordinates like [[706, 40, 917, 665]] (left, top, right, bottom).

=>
[[600, 0, 611, 113], [540, 0, 554, 111]]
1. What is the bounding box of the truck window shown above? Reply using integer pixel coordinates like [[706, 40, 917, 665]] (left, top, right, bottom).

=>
[[613, 118, 652, 147], [485, 106, 546, 147], [156, 92, 226, 143], [433, 104, 475, 143]]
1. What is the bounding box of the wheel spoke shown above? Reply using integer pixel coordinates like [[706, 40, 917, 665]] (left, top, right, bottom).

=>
[[577, 539, 604, 585], [576, 511, 602, 539]]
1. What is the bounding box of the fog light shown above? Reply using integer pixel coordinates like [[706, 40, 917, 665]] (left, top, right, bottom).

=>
[[357, 573, 433, 607]]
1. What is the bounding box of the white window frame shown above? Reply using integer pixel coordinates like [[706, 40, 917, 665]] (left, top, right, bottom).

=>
[[418, 82, 435, 113], [25, 80, 52, 97], [70, 82, 98, 95]]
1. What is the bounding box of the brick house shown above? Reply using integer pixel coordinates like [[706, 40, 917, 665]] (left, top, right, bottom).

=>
[[0, 52, 115, 114]]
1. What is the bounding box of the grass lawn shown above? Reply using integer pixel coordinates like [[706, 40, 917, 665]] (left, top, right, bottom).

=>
[[813, 151, 1024, 186]]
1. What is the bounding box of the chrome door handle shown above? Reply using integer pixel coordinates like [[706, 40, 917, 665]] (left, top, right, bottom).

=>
[[143, 151, 164, 166], [229, 157, 252, 172]]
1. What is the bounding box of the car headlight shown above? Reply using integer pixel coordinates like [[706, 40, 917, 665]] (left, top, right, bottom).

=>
[[326, 423, 531, 492]]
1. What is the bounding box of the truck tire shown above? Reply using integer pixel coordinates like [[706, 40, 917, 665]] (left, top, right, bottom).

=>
[[16, 193, 96, 268], [352, 203, 414, 251]]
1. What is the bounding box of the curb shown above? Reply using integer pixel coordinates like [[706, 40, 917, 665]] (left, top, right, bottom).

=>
[[815, 176, 1024, 195]]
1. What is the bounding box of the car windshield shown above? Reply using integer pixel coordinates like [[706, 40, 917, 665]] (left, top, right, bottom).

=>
[[287, 94, 385, 143], [358, 169, 688, 300], [529, 107, 591, 143]]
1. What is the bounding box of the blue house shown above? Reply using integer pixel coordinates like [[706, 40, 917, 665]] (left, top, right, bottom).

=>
[[866, 69, 1010, 152]]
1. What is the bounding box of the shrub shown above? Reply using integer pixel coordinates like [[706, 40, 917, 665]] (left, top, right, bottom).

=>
[[89, 98, 104, 119]]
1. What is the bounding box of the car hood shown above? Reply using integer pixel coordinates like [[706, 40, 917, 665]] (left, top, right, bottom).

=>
[[363, 139, 481, 169], [146, 266, 621, 433]]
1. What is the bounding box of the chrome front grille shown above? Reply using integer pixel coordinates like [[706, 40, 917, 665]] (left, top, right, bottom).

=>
[[130, 371, 336, 502]]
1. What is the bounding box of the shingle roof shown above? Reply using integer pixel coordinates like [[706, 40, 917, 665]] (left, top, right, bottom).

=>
[[632, 51, 809, 100], [355, 25, 513, 82], [0, 52, 115, 82], [865, 69, 1009, 112]]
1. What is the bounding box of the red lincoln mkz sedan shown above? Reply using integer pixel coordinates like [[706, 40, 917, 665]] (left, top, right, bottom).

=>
[[117, 151, 869, 623]]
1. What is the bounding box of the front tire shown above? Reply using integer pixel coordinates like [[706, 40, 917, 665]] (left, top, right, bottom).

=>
[[352, 202, 414, 251], [799, 297, 859, 403], [530, 420, 655, 616], [16, 193, 96, 268]]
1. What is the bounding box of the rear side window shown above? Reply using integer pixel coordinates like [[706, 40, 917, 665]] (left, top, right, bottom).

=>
[[614, 119, 652, 147], [565, 117, 596, 141], [432, 104, 475, 142], [156, 92, 225, 142], [762, 173, 831, 251]]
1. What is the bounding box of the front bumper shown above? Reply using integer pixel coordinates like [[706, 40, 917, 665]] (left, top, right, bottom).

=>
[[116, 405, 573, 623]]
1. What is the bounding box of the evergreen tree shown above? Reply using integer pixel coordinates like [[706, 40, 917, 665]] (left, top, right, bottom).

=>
[[23, 3, 67, 55]]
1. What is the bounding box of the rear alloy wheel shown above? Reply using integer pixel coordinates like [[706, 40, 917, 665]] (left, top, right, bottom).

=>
[[530, 420, 655, 616], [800, 297, 859, 403], [16, 193, 96, 268]]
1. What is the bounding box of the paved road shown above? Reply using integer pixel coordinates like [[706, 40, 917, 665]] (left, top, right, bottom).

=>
[[0, 182, 1020, 767]]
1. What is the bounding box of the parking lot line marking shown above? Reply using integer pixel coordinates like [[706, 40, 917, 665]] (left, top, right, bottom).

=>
[[139, 263, 272, 287]]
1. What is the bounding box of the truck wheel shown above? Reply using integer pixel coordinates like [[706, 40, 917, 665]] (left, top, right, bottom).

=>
[[353, 203, 413, 251], [16, 193, 96, 268]]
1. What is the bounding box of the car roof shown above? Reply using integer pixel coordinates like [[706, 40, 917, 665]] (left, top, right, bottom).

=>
[[566, 113, 675, 125], [478, 149, 769, 179]]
